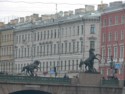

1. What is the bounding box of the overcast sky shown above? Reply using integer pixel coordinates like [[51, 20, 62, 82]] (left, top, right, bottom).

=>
[[0, 0, 123, 23]]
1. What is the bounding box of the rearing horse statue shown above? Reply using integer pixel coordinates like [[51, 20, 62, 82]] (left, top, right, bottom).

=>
[[79, 48, 101, 73], [21, 60, 40, 76]]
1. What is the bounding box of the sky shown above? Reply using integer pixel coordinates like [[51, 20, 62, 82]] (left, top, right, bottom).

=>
[[0, 0, 123, 23]]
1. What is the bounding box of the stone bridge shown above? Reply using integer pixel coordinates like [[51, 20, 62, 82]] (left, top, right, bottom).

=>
[[0, 73, 124, 94]]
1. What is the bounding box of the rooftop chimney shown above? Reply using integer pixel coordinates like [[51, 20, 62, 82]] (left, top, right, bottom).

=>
[[20, 17, 24, 23], [85, 5, 95, 12]]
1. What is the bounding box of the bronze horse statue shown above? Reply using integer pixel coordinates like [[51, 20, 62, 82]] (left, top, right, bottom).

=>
[[79, 48, 101, 73], [21, 60, 40, 76]]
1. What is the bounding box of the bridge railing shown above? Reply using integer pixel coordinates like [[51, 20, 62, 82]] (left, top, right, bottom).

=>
[[0, 75, 71, 85], [101, 79, 119, 86]]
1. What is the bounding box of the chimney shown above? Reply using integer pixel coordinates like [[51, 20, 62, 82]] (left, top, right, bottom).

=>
[[64, 11, 69, 17], [10, 19, 18, 25], [41, 15, 52, 21], [110, 1, 122, 7], [31, 14, 39, 22], [20, 17, 24, 23], [85, 5, 95, 12], [0, 22, 5, 28], [75, 8, 85, 15], [25, 16, 31, 22], [68, 11, 73, 16]]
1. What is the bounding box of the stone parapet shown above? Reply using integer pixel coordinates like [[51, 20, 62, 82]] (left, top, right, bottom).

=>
[[72, 72, 102, 86]]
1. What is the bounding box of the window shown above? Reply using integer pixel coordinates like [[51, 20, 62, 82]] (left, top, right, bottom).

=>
[[103, 19, 107, 27], [109, 17, 113, 25], [50, 44, 52, 55], [76, 60, 78, 70], [21, 46, 24, 58], [102, 47, 105, 60], [65, 28, 67, 37], [90, 24, 95, 34], [81, 41, 83, 53], [37, 46, 39, 56], [65, 42, 67, 53], [73, 26, 75, 36], [120, 45, 124, 58], [18, 48, 20, 58], [72, 60, 74, 70], [102, 33, 106, 42], [108, 47, 112, 59], [65, 61, 66, 70], [73, 41, 75, 53], [40, 45, 42, 56], [61, 61, 63, 70], [121, 30, 124, 40], [114, 32, 118, 41], [69, 42, 71, 53], [19, 35, 21, 43], [25, 34, 27, 42], [34, 33, 36, 41], [28, 34, 30, 42], [43, 45, 45, 56], [58, 43, 60, 54], [61, 43, 63, 54], [24, 48, 26, 57], [121, 15, 125, 24], [16, 36, 18, 44], [77, 26, 79, 35], [90, 41, 95, 49], [58, 29, 60, 38], [54, 29, 56, 38], [114, 46, 118, 59], [68, 60, 70, 70], [37, 32, 39, 41], [81, 25, 84, 34], [100, 68, 104, 75], [51, 30, 53, 38], [107, 69, 111, 76], [54, 44, 56, 54], [77, 41, 79, 52], [115, 16, 119, 25], [40, 32, 42, 40], [61, 28, 64, 37], [108, 32, 112, 41], [47, 30, 49, 39], [47, 44, 49, 55], [44, 31, 46, 39], [27, 46, 29, 57], [33, 46, 36, 57], [69, 27, 71, 36]]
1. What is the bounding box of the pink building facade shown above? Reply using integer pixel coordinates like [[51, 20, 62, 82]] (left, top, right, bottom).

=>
[[100, 6, 125, 80]]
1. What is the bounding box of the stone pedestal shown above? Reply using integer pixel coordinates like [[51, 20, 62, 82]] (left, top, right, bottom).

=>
[[77, 72, 102, 86]]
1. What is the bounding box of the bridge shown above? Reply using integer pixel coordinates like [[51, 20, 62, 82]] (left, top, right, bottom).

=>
[[0, 73, 124, 94]]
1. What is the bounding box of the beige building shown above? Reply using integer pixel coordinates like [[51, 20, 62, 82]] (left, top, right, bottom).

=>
[[14, 11, 101, 77], [0, 25, 14, 74]]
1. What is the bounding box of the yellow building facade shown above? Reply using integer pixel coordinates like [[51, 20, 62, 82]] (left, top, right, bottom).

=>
[[0, 26, 14, 74]]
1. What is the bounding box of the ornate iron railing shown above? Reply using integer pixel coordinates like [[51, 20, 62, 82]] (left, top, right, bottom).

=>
[[0, 75, 71, 85]]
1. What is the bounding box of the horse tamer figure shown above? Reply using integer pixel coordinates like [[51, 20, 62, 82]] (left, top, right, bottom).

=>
[[79, 48, 101, 73], [21, 60, 40, 76]]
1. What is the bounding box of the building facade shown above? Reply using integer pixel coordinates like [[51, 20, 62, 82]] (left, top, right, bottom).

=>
[[0, 26, 14, 74], [100, 3, 125, 80], [14, 13, 101, 77]]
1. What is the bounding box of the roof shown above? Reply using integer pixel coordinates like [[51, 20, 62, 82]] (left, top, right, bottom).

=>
[[14, 11, 101, 32]]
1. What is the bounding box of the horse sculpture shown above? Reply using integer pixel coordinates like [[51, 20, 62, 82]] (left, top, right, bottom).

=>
[[21, 60, 40, 76], [79, 48, 101, 73]]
